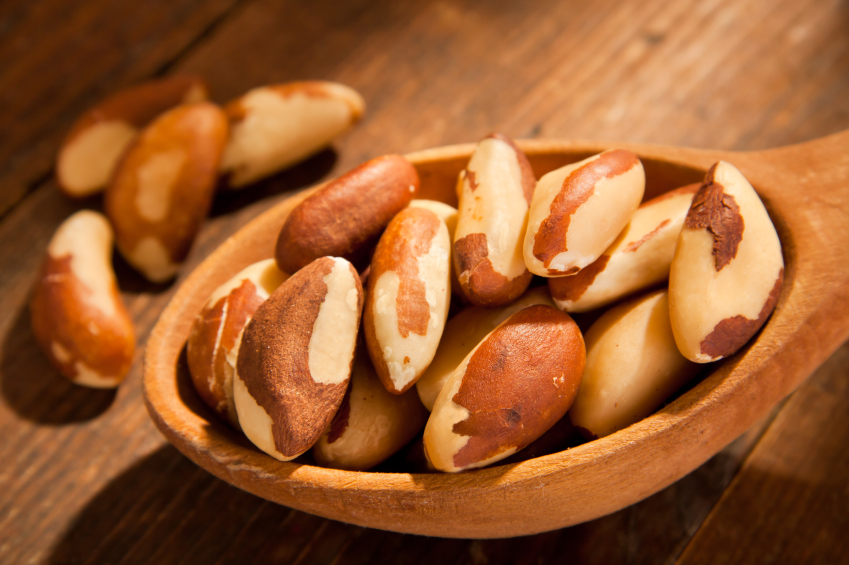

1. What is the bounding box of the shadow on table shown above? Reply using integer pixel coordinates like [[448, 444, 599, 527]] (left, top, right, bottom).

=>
[[0, 302, 115, 425], [45, 427, 780, 565]]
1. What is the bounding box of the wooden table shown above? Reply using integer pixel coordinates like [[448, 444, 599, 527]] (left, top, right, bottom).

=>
[[2, 0, 848, 562]]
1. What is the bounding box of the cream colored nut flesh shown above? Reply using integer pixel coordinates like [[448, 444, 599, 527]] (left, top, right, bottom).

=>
[[524, 149, 645, 277], [416, 287, 555, 411], [313, 352, 428, 471], [234, 257, 363, 461], [221, 81, 365, 188], [669, 161, 784, 363], [104, 102, 229, 282], [364, 207, 451, 394], [275, 154, 420, 273], [409, 199, 462, 297], [549, 184, 700, 312], [56, 75, 208, 197], [29, 211, 135, 388], [453, 133, 535, 306], [424, 305, 585, 473], [186, 259, 288, 428], [569, 290, 701, 439]]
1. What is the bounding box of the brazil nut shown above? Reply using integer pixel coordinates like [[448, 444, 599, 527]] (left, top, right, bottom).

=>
[[669, 161, 784, 363], [524, 149, 645, 276], [234, 257, 363, 461]]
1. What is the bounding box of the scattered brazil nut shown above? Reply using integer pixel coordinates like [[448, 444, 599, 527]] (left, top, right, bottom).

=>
[[524, 149, 645, 277], [275, 154, 420, 273], [569, 290, 701, 439], [56, 75, 208, 198], [30, 211, 135, 388], [364, 206, 451, 394], [187, 259, 289, 429], [669, 161, 784, 363], [423, 305, 585, 472], [234, 257, 363, 461], [415, 287, 555, 411], [313, 351, 429, 471], [549, 183, 700, 312], [104, 102, 229, 282], [453, 134, 535, 306], [220, 81, 365, 188]]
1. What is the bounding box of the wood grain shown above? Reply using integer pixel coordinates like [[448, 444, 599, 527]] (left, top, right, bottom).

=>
[[0, 0, 847, 560]]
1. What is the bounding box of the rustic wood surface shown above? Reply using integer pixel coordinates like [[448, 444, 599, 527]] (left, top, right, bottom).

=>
[[0, 0, 847, 562]]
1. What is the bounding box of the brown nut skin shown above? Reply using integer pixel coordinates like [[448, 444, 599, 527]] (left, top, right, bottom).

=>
[[30, 211, 135, 388], [524, 149, 645, 277], [409, 199, 464, 298], [186, 259, 288, 429], [569, 290, 702, 439], [57, 75, 208, 198], [423, 305, 585, 472], [234, 257, 364, 461], [454, 134, 535, 307], [415, 287, 555, 411], [275, 154, 420, 274], [669, 161, 784, 363], [549, 183, 700, 312], [220, 81, 365, 188], [313, 352, 428, 471], [104, 102, 229, 282], [363, 207, 451, 394]]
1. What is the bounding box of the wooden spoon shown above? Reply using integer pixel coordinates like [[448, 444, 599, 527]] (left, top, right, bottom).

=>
[[143, 130, 849, 538]]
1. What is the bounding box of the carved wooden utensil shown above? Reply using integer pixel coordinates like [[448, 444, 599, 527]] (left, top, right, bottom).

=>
[[144, 130, 849, 538]]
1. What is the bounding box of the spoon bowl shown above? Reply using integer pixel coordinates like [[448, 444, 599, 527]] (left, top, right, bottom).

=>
[[144, 131, 849, 538]]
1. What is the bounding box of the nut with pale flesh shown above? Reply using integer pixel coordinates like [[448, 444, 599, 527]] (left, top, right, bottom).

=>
[[220, 81, 365, 188], [549, 183, 700, 312], [524, 149, 645, 277], [104, 102, 229, 282], [569, 290, 701, 439], [364, 207, 451, 394], [187, 259, 289, 429], [454, 133, 535, 306], [669, 161, 784, 363], [416, 287, 555, 411], [276, 154, 420, 274], [313, 351, 428, 471], [234, 257, 363, 461], [423, 305, 585, 472], [56, 75, 208, 198], [30, 211, 135, 388]]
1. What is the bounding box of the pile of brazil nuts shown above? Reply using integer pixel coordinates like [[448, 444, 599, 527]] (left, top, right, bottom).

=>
[[31, 75, 365, 389], [186, 133, 784, 473]]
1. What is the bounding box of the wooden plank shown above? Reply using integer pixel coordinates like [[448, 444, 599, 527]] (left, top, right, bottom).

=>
[[0, 0, 846, 561], [0, 0, 242, 216], [675, 342, 849, 565]]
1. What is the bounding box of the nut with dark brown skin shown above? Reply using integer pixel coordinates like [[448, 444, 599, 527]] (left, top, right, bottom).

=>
[[415, 287, 555, 411], [220, 81, 365, 188], [313, 351, 428, 471], [30, 211, 135, 388], [187, 259, 289, 429], [453, 134, 535, 307], [104, 102, 229, 283], [549, 183, 700, 312], [669, 161, 784, 363], [234, 257, 364, 461], [56, 75, 208, 198], [524, 149, 645, 277], [275, 154, 420, 274], [423, 304, 585, 472], [363, 206, 451, 394], [569, 290, 701, 439]]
